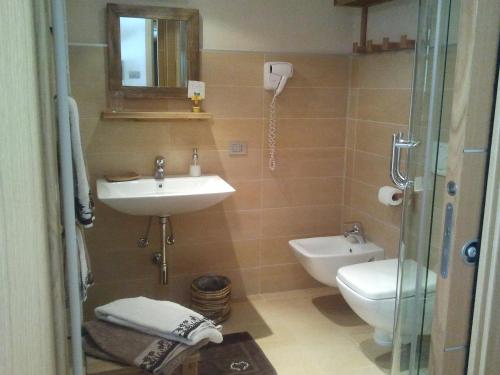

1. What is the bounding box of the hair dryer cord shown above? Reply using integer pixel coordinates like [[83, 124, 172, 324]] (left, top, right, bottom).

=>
[[268, 94, 278, 171]]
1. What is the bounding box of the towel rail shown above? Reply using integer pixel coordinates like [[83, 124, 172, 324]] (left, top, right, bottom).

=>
[[51, 0, 85, 374]]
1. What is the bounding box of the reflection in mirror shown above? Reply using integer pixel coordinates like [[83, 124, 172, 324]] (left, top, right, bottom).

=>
[[120, 17, 188, 88]]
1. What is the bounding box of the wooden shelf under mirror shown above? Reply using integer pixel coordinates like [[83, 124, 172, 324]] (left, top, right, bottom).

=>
[[334, 0, 393, 6], [101, 110, 213, 121]]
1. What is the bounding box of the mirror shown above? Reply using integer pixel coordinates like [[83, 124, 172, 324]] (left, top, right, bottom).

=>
[[120, 17, 189, 88], [107, 4, 199, 98]]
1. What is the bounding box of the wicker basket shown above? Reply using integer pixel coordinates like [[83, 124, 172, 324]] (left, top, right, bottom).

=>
[[191, 275, 231, 324]]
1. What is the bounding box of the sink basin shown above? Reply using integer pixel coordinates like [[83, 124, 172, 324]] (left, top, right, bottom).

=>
[[97, 175, 235, 216]]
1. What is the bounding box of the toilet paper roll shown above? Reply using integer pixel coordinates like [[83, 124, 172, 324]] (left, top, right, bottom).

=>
[[378, 186, 403, 206]]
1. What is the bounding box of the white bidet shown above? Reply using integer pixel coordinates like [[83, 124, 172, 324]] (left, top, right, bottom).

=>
[[289, 235, 384, 287]]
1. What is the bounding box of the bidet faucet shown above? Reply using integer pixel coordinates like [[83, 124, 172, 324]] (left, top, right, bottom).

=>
[[154, 156, 166, 180], [343, 222, 366, 244]]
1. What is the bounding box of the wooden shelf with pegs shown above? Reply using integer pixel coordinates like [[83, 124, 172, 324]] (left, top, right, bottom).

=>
[[353, 35, 416, 54], [334, 0, 416, 54]]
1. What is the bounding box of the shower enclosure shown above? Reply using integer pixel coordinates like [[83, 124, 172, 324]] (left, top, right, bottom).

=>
[[390, 0, 462, 374]]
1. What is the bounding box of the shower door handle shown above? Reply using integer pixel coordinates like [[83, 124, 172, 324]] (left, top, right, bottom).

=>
[[390, 132, 419, 189]]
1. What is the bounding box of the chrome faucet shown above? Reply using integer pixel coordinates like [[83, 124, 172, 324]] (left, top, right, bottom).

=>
[[154, 156, 166, 180], [343, 222, 366, 244]]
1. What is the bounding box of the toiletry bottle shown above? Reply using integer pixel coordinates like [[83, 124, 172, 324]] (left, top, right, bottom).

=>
[[190, 148, 201, 177]]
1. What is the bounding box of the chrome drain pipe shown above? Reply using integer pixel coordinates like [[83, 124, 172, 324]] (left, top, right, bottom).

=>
[[157, 216, 175, 285]]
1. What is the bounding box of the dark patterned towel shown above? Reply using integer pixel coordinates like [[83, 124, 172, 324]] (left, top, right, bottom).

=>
[[83, 320, 208, 374]]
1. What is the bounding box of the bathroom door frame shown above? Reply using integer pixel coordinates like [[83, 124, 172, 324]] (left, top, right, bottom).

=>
[[1, 0, 69, 373], [428, 0, 499, 373], [467, 66, 500, 374]]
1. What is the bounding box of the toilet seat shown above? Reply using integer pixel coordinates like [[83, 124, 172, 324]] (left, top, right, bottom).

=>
[[337, 258, 437, 300], [336, 258, 437, 347], [337, 259, 399, 300]]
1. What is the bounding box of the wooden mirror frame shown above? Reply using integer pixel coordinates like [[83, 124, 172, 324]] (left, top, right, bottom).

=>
[[107, 3, 200, 99]]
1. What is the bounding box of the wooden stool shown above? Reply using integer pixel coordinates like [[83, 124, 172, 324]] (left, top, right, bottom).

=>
[[89, 353, 199, 375], [179, 353, 199, 375]]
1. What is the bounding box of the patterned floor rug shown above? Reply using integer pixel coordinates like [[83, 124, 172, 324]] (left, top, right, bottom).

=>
[[198, 332, 277, 375]]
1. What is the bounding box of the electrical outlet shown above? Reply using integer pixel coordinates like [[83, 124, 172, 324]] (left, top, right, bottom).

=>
[[229, 141, 247, 155]]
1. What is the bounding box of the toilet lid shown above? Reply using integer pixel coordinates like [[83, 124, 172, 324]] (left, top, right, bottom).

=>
[[337, 259, 437, 300]]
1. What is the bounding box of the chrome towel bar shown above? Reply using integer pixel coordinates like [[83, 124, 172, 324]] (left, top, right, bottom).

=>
[[390, 132, 419, 189]]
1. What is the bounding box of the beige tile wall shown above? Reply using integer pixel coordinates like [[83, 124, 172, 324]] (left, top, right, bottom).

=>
[[344, 51, 413, 258], [70, 47, 352, 317], [70, 41, 415, 317]]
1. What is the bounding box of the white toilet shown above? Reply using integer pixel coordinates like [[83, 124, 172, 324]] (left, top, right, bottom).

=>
[[289, 235, 384, 287], [336, 258, 437, 347]]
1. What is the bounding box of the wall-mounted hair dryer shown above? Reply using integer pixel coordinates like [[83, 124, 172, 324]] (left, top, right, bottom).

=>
[[264, 62, 293, 171], [264, 62, 294, 96]]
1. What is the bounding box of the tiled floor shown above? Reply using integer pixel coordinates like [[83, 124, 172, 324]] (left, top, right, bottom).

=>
[[87, 287, 392, 374], [223, 288, 391, 375]]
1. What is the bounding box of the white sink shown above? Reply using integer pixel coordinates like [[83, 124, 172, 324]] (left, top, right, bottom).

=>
[[97, 175, 235, 216]]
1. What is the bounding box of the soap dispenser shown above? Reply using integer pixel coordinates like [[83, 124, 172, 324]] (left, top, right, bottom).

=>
[[189, 148, 201, 177]]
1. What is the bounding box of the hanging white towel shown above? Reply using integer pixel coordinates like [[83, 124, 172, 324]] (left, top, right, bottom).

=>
[[68, 96, 94, 302], [68, 96, 94, 228], [76, 226, 94, 301], [95, 297, 223, 346]]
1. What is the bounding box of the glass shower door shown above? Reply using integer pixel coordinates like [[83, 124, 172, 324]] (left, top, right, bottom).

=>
[[390, 0, 459, 374]]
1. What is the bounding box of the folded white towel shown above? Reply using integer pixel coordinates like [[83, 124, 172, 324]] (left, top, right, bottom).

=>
[[95, 297, 223, 346]]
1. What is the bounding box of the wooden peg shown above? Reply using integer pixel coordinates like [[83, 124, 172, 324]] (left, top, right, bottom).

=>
[[382, 37, 399, 51], [366, 40, 381, 53], [400, 34, 415, 49], [382, 37, 390, 50], [366, 40, 373, 52], [353, 42, 366, 54], [400, 34, 409, 48]]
